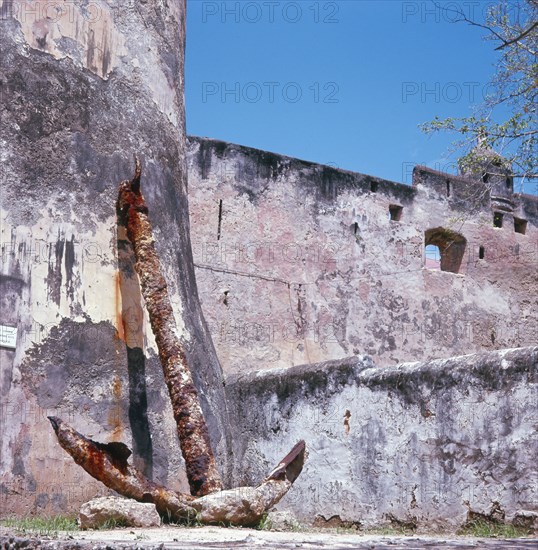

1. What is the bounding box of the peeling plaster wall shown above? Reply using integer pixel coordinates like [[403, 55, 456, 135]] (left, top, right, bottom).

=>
[[7, 0, 126, 80], [0, 1, 231, 516], [187, 137, 538, 374], [1, 1, 536, 521], [226, 347, 538, 528]]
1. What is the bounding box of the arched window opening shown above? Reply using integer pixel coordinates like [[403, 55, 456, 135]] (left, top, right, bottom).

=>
[[424, 228, 467, 274]]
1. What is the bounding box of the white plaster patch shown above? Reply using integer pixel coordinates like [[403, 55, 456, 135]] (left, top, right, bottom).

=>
[[9, 0, 127, 80]]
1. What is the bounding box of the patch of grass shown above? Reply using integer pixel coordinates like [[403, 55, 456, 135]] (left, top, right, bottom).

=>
[[256, 513, 272, 531], [458, 519, 531, 538], [256, 513, 304, 532], [95, 517, 132, 530], [289, 522, 305, 532], [358, 525, 416, 536], [162, 508, 202, 528], [0, 515, 79, 537], [186, 512, 203, 528]]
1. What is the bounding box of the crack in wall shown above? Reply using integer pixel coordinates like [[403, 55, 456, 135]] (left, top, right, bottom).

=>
[[194, 263, 301, 286]]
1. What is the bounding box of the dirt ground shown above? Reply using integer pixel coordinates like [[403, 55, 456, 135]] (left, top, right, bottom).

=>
[[1, 525, 537, 549]]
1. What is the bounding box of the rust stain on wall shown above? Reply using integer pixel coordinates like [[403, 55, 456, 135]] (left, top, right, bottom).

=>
[[108, 375, 123, 442], [344, 409, 351, 436]]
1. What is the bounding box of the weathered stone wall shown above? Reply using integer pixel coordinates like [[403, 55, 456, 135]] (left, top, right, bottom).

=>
[[0, 0, 231, 516], [187, 137, 538, 374], [226, 347, 538, 528], [1, 3, 536, 522]]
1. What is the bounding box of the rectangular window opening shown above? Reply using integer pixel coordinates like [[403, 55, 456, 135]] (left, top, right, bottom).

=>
[[514, 218, 527, 235], [389, 205, 403, 221], [493, 212, 503, 228], [370, 181, 379, 193], [479, 246, 485, 260], [424, 244, 441, 270]]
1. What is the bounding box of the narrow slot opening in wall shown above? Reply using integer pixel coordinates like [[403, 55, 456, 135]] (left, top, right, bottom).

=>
[[482, 172, 489, 183], [389, 205, 403, 221], [479, 246, 485, 259], [446, 180, 451, 197], [217, 199, 223, 240], [506, 177, 513, 191], [424, 228, 467, 274], [514, 218, 527, 235], [493, 212, 503, 228], [350, 222, 361, 243], [370, 181, 378, 193]]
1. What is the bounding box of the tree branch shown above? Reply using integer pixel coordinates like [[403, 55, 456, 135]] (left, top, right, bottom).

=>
[[495, 21, 538, 50]]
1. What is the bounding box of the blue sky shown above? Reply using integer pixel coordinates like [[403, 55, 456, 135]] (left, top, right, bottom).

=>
[[185, 0, 535, 193]]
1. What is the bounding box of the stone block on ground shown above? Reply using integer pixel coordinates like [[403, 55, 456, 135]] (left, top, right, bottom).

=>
[[79, 496, 160, 529], [265, 510, 302, 531], [512, 510, 538, 532]]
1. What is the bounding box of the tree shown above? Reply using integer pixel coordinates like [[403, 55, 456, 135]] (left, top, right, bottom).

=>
[[422, 0, 537, 188]]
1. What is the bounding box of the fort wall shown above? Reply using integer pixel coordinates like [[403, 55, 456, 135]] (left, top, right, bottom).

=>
[[226, 347, 537, 527], [187, 136, 538, 373]]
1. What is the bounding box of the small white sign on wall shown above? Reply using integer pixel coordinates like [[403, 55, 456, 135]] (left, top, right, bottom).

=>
[[0, 325, 18, 349]]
